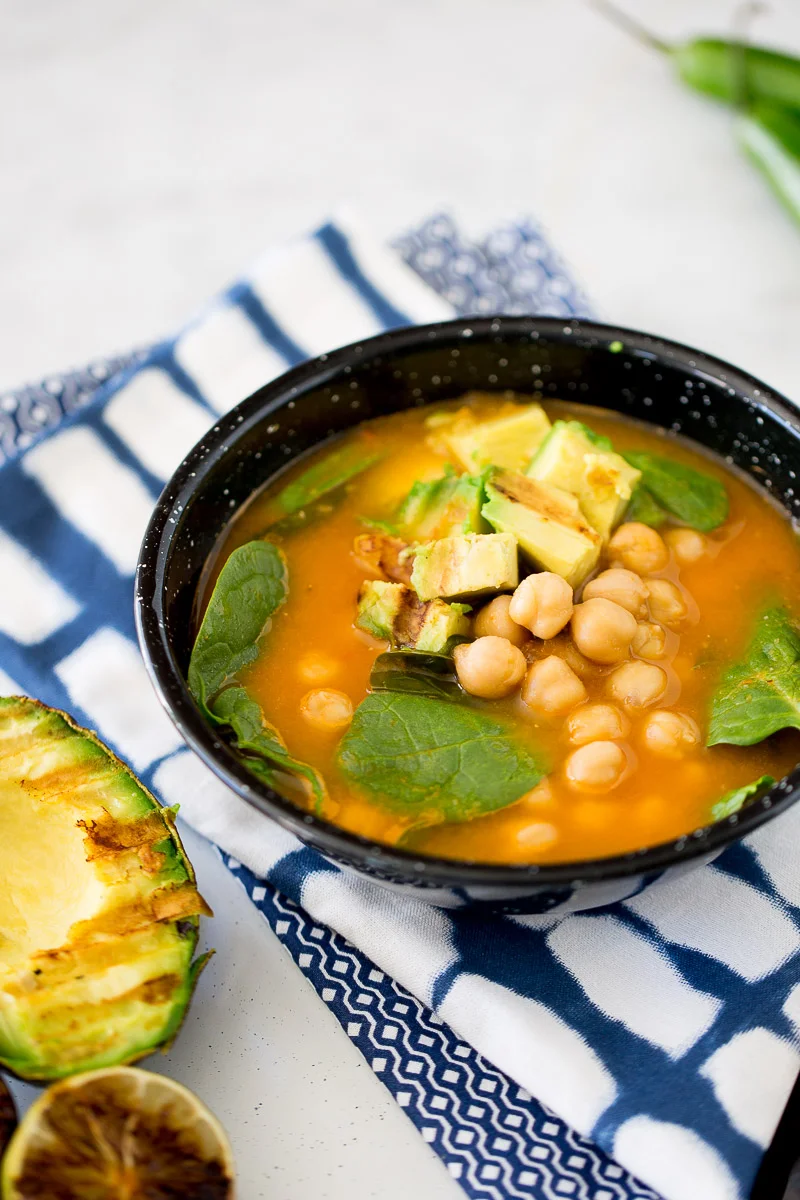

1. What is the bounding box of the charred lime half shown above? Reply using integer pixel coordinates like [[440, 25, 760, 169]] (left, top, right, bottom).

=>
[[1, 1066, 234, 1199], [0, 697, 211, 1081]]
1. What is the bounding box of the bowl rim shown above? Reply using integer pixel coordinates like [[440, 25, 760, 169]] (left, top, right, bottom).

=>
[[135, 314, 800, 889]]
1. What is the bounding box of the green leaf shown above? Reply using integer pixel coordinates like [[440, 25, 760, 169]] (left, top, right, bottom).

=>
[[625, 482, 668, 528], [188, 540, 288, 712], [369, 651, 463, 700], [187, 539, 324, 809], [711, 775, 775, 822], [274, 443, 381, 517], [337, 692, 546, 826], [623, 451, 728, 531], [212, 686, 325, 810], [708, 607, 800, 746]]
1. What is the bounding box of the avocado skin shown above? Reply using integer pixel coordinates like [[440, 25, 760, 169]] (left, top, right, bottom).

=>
[[0, 696, 210, 1082]]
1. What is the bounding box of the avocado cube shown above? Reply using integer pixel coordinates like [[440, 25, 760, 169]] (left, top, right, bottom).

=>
[[443, 404, 551, 474], [355, 580, 471, 652], [482, 470, 601, 587], [355, 580, 406, 640], [397, 469, 487, 540], [526, 420, 641, 539], [403, 599, 471, 653], [410, 533, 518, 602]]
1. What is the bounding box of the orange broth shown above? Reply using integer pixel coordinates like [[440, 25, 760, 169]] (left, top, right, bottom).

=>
[[206, 397, 800, 864]]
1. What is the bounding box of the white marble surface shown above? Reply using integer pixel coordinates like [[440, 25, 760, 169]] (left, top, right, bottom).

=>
[[4, 1, 800, 1197]]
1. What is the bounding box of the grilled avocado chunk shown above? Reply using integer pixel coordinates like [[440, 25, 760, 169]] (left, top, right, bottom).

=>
[[396, 468, 487, 540], [441, 402, 551, 475], [410, 533, 519, 601], [482, 470, 601, 587], [355, 581, 471, 652], [0, 697, 210, 1082], [527, 420, 641, 538]]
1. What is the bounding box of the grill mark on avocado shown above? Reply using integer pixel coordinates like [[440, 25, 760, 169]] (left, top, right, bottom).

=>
[[492, 470, 598, 538], [393, 589, 432, 646]]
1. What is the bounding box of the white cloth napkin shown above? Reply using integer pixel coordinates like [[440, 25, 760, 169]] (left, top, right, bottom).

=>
[[2, 212, 799, 1200]]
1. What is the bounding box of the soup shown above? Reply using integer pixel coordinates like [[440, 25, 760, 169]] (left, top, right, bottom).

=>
[[190, 394, 800, 864]]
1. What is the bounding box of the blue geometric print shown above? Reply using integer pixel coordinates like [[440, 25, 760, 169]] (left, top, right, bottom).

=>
[[226, 855, 658, 1200], [1, 212, 799, 1200]]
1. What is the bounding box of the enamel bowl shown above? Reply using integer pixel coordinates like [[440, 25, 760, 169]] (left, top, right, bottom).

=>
[[135, 316, 800, 913]]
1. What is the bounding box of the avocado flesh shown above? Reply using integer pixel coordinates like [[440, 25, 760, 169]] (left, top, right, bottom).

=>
[[355, 581, 470, 652], [482, 471, 601, 587], [410, 533, 518, 602], [0, 698, 209, 1082], [526, 420, 641, 539], [355, 580, 405, 641], [397, 470, 486, 540], [443, 405, 551, 475]]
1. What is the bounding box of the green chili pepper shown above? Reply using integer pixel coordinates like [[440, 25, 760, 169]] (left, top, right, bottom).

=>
[[592, 1, 800, 228], [737, 100, 800, 226], [675, 41, 800, 113], [592, 2, 800, 113]]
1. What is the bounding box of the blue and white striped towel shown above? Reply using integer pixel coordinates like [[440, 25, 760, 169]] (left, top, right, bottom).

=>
[[1, 213, 799, 1200]]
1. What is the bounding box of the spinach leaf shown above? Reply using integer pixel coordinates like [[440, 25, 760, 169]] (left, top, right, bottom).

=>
[[625, 482, 668, 528], [337, 692, 546, 826], [708, 607, 800, 746], [369, 651, 463, 700], [711, 775, 775, 822], [265, 498, 339, 537], [188, 539, 325, 810], [212, 685, 325, 808], [623, 451, 728, 531], [188, 540, 288, 711], [274, 443, 381, 517]]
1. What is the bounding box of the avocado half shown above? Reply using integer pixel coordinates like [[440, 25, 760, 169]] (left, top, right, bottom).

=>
[[0, 697, 211, 1082]]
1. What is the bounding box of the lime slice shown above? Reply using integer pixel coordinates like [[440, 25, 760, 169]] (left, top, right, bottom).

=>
[[1, 1067, 235, 1199], [0, 1077, 16, 1158]]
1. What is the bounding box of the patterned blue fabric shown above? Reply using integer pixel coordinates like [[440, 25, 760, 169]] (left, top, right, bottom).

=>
[[1, 213, 799, 1200]]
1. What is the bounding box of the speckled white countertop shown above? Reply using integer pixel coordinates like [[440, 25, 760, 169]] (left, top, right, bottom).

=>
[[3, 1, 800, 1196]]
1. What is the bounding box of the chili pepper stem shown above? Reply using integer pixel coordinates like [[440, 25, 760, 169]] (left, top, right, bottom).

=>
[[588, 0, 671, 54]]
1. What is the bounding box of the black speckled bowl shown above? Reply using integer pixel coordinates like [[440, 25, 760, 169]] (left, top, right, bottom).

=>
[[135, 316, 800, 913]]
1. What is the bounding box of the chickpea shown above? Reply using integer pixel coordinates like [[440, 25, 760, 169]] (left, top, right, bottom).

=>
[[642, 709, 700, 757], [608, 660, 667, 710], [300, 688, 354, 732], [646, 579, 688, 628], [525, 633, 596, 680], [583, 568, 648, 618], [454, 636, 527, 699], [474, 595, 528, 647], [570, 598, 637, 664], [515, 821, 559, 851], [608, 522, 669, 574], [521, 655, 587, 717], [665, 527, 707, 566], [558, 637, 597, 680], [517, 778, 556, 810], [564, 741, 627, 792], [297, 651, 340, 685], [632, 621, 666, 659], [566, 703, 628, 746], [509, 572, 574, 639]]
